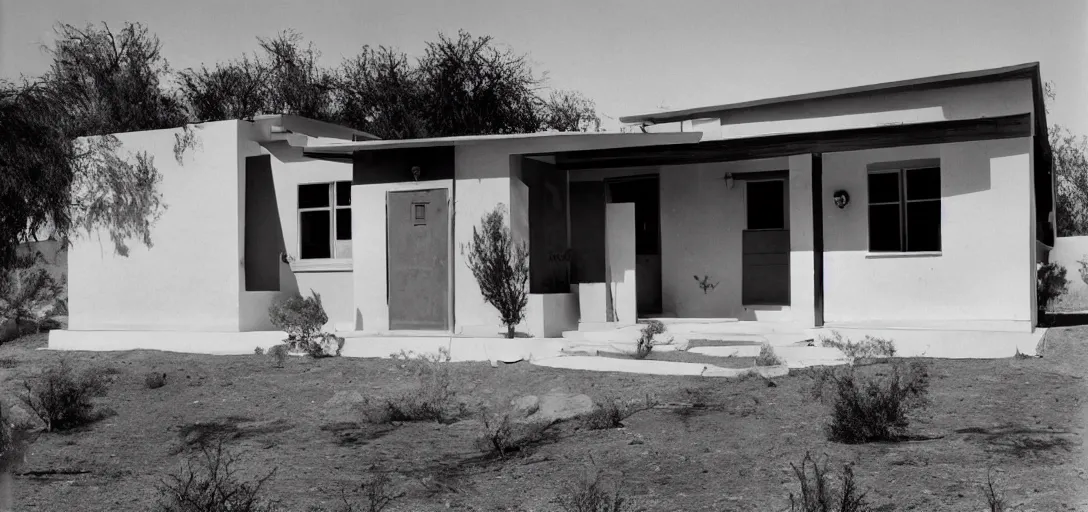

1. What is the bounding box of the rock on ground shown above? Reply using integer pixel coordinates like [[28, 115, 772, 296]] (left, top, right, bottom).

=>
[[521, 391, 595, 425], [322, 390, 368, 423]]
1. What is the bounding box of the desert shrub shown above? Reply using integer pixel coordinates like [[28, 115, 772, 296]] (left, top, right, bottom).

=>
[[156, 440, 278, 512], [811, 362, 929, 443], [555, 471, 635, 512], [819, 332, 896, 359], [755, 343, 784, 366], [635, 320, 665, 359], [268, 290, 340, 356], [371, 349, 462, 423], [462, 204, 529, 339], [580, 394, 658, 430], [145, 372, 167, 389], [1037, 262, 1069, 312], [0, 405, 33, 474], [267, 344, 288, 368], [979, 468, 1006, 512], [253, 346, 264, 355], [0, 252, 65, 340], [332, 471, 404, 512], [475, 412, 553, 459], [788, 451, 871, 512], [20, 360, 110, 431]]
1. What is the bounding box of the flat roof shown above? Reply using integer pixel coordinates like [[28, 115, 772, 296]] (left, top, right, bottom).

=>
[[251, 114, 380, 141], [619, 62, 1041, 125], [303, 131, 703, 154]]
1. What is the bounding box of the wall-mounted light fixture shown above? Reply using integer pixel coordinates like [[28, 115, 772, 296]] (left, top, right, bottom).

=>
[[724, 173, 735, 189], [833, 189, 850, 209], [411, 165, 422, 182]]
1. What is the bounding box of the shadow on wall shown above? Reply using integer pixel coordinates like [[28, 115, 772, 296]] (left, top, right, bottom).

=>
[[821, 140, 1029, 253]]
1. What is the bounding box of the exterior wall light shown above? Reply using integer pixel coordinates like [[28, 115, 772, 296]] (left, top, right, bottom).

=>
[[724, 173, 735, 189], [833, 190, 850, 209]]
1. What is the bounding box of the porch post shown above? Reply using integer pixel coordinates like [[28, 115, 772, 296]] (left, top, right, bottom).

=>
[[811, 153, 825, 327]]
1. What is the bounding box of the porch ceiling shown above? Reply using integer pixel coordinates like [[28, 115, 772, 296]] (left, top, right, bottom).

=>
[[541, 113, 1032, 171]]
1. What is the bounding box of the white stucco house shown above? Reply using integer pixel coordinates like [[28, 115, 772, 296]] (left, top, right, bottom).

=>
[[49, 62, 1055, 358]]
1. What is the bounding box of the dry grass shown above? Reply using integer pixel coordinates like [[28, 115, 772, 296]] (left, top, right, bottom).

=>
[[0, 331, 1086, 510]]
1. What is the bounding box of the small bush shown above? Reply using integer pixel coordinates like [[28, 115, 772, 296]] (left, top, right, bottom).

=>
[[475, 412, 554, 459], [580, 394, 658, 430], [268, 290, 331, 354], [156, 440, 278, 512], [1037, 262, 1069, 312], [635, 320, 665, 359], [788, 451, 871, 512], [819, 331, 896, 359], [145, 372, 167, 389], [20, 360, 111, 431], [267, 344, 288, 368], [555, 470, 636, 512], [372, 349, 462, 423], [0, 252, 65, 340], [0, 405, 33, 474], [755, 343, 784, 366], [980, 468, 1006, 512], [253, 346, 264, 355], [462, 204, 529, 339], [328, 471, 403, 512], [811, 362, 929, 443]]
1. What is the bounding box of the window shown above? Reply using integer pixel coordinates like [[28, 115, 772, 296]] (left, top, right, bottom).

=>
[[298, 181, 352, 260], [867, 166, 941, 252], [746, 179, 787, 230]]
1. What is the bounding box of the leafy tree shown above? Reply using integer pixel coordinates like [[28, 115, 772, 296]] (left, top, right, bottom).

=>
[[178, 55, 268, 122], [257, 30, 338, 122], [1044, 83, 1088, 236], [1, 22, 187, 271]]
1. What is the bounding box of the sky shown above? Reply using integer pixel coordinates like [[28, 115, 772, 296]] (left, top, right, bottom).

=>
[[1, 0, 1085, 134]]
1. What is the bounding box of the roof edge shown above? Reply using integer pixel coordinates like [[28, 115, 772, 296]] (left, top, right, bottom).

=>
[[620, 62, 1040, 125]]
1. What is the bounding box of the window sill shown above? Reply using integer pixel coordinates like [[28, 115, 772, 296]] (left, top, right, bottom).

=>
[[864, 251, 942, 259], [290, 259, 353, 273]]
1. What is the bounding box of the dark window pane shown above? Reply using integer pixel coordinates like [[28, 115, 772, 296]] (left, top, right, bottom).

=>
[[906, 167, 940, 201], [336, 181, 351, 206], [868, 204, 901, 251], [868, 172, 900, 204], [299, 184, 330, 209], [299, 210, 331, 259], [747, 180, 785, 230], [906, 200, 941, 251], [336, 208, 352, 240]]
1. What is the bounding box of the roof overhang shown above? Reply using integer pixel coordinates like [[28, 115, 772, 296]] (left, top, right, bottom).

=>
[[249, 114, 380, 141], [543, 113, 1033, 170], [302, 131, 704, 157]]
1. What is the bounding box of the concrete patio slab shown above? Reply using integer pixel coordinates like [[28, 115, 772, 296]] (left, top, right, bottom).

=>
[[531, 356, 710, 376]]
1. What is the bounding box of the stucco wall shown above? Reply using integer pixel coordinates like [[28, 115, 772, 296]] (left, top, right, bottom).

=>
[[656, 158, 794, 319], [238, 122, 355, 331], [820, 138, 1035, 330], [68, 121, 244, 331], [691, 79, 1034, 141]]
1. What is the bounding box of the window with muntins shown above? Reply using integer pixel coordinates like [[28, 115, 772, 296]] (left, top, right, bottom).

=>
[[298, 181, 352, 259], [867, 166, 941, 252]]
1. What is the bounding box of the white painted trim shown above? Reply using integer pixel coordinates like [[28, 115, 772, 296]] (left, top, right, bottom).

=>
[[864, 252, 942, 259], [291, 259, 353, 272]]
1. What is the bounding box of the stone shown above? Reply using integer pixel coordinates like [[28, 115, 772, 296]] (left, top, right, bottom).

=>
[[322, 390, 368, 423], [522, 391, 595, 425], [510, 396, 540, 418]]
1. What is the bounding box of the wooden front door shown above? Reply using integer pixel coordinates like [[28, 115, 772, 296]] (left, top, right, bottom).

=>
[[742, 178, 791, 305], [387, 189, 449, 330]]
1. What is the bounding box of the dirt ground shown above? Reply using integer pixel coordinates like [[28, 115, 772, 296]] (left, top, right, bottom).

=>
[[2, 328, 1087, 511]]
